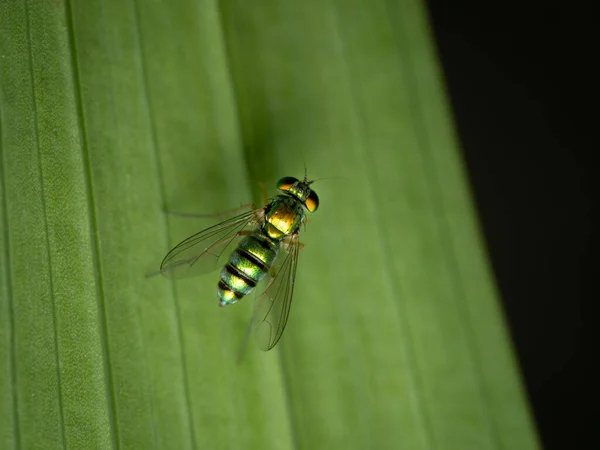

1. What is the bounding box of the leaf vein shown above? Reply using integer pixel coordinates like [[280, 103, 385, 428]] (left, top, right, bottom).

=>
[[0, 73, 22, 450], [386, 1, 502, 445], [24, 0, 67, 447], [131, 1, 198, 448], [64, 0, 120, 447], [328, 1, 434, 448]]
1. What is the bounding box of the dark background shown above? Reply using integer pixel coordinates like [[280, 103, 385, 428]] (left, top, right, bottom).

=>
[[425, 2, 594, 449]]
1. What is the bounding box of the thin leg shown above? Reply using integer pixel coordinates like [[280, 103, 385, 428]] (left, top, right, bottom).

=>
[[236, 287, 267, 364], [281, 233, 304, 252], [236, 317, 254, 365], [256, 181, 268, 206], [163, 202, 255, 219]]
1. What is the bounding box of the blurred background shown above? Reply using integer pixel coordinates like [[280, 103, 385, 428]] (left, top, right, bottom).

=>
[[426, 0, 593, 448]]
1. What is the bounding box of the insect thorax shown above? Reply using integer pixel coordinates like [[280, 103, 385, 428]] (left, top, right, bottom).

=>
[[264, 195, 305, 240]]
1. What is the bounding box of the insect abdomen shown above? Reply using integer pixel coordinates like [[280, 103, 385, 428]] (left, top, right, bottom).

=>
[[218, 232, 279, 306]]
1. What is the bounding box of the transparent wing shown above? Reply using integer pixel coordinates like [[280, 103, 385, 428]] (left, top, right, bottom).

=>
[[159, 207, 264, 279], [252, 232, 301, 351]]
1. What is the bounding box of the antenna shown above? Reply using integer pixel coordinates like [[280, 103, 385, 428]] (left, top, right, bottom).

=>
[[310, 175, 348, 183]]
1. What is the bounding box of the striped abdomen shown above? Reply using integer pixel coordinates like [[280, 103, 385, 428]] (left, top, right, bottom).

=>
[[218, 232, 279, 306]]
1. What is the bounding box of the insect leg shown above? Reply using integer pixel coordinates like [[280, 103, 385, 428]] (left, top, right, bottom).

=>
[[162, 203, 255, 219], [236, 277, 273, 365], [250, 180, 269, 206], [281, 234, 304, 252]]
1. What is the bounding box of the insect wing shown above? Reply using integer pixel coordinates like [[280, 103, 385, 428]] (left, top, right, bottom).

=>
[[253, 232, 301, 351], [159, 208, 263, 278]]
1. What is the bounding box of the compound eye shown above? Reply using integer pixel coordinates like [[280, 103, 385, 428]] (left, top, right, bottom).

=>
[[305, 190, 319, 212], [276, 176, 299, 192]]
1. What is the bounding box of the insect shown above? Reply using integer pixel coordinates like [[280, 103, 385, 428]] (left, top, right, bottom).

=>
[[158, 173, 319, 352]]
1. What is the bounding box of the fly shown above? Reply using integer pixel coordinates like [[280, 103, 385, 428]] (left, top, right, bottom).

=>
[[157, 172, 319, 352]]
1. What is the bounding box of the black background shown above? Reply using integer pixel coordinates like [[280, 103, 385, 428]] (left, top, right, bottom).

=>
[[425, 1, 594, 449]]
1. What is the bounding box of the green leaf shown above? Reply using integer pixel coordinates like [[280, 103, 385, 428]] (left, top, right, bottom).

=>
[[0, 0, 540, 449]]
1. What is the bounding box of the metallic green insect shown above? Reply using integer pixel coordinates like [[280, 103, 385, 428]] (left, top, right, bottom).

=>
[[159, 173, 319, 351]]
